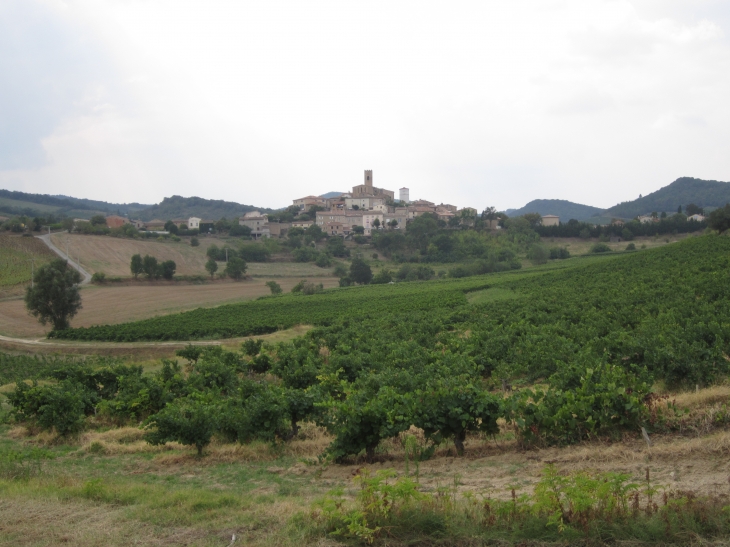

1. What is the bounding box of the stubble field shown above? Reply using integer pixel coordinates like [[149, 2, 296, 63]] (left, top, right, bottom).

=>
[[0, 277, 338, 339]]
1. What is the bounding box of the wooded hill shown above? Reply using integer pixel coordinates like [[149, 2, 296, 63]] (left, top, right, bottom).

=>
[[505, 199, 603, 221], [605, 177, 730, 219], [505, 177, 730, 221], [135, 195, 276, 221]]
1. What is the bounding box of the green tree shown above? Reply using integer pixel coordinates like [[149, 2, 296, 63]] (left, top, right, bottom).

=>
[[372, 218, 380, 230], [24, 259, 82, 331], [685, 203, 704, 216], [266, 281, 283, 295], [350, 257, 373, 284], [708, 204, 730, 233], [352, 225, 365, 235], [89, 215, 107, 226], [205, 258, 218, 278], [130, 254, 143, 279], [142, 255, 159, 279], [164, 220, 179, 235], [190, 236, 199, 247], [224, 257, 247, 280], [527, 244, 549, 265], [159, 260, 176, 280], [145, 399, 217, 456]]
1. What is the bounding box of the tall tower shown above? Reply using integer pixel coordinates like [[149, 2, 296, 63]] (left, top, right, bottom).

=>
[[364, 170, 373, 187], [399, 187, 410, 203]]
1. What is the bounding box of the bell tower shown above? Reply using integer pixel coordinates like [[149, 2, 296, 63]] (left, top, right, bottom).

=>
[[364, 170, 373, 187]]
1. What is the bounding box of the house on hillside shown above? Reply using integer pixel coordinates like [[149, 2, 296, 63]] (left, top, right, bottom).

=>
[[541, 215, 560, 226], [293, 196, 327, 210], [688, 214, 706, 222], [188, 217, 201, 230], [144, 219, 166, 231], [239, 211, 270, 239], [638, 215, 657, 224], [105, 215, 129, 228]]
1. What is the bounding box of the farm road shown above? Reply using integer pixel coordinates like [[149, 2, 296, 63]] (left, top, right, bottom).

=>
[[37, 233, 92, 285]]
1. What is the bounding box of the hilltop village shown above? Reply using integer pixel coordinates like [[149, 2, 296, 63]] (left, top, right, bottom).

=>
[[240, 170, 485, 239]]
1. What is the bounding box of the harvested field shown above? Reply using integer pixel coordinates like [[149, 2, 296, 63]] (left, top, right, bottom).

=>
[[49, 233, 214, 277], [47, 233, 335, 278], [0, 278, 338, 338]]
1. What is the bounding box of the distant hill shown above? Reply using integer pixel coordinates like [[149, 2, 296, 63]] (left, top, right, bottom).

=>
[[136, 195, 276, 221], [605, 177, 730, 219], [320, 191, 344, 199], [52, 195, 151, 215], [505, 199, 604, 221]]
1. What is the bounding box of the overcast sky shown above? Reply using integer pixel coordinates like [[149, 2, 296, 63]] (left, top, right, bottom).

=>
[[1, 0, 729, 211]]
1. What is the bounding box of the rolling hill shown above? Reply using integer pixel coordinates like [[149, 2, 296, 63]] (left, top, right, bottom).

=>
[[135, 195, 276, 221], [505, 199, 603, 221], [605, 177, 730, 219]]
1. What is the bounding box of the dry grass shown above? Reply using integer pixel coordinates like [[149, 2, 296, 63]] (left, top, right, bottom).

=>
[[672, 385, 730, 408], [544, 233, 694, 256], [0, 498, 210, 547]]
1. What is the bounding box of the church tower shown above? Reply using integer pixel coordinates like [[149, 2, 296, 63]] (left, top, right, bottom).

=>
[[364, 170, 373, 187]]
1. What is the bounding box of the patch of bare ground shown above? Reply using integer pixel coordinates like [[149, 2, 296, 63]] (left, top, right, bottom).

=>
[[0, 498, 211, 547], [0, 278, 337, 338]]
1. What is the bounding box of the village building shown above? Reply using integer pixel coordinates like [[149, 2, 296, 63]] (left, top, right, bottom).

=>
[[105, 215, 129, 229], [144, 219, 166, 231], [293, 195, 327, 210], [350, 170, 395, 200], [541, 215, 560, 227], [239, 211, 270, 239], [187, 217, 201, 230], [688, 214, 706, 222], [345, 196, 385, 210], [267, 222, 290, 238]]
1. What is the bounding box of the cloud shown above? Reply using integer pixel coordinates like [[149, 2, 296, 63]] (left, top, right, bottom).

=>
[[0, 0, 729, 210]]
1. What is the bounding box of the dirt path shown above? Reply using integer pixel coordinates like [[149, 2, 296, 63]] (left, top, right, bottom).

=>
[[37, 233, 92, 284]]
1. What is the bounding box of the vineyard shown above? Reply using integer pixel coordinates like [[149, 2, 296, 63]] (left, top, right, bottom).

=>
[[4, 234, 730, 545], [0, 234, 55, 288]]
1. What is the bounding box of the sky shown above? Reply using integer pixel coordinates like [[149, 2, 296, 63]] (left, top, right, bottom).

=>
[[1, 0, 729, 211]]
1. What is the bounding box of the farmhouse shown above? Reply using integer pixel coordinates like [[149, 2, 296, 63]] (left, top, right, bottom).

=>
[[187, 217, 201, 230], [541, 215, 560, 227], [105, 215, 129, 228]]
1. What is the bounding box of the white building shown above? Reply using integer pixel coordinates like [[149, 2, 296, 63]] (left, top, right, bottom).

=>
[[399, 187, 410, 203], [188, 217, 201, 230]]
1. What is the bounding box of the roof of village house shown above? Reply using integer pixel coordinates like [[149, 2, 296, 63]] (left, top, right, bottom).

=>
[[542, 215, 560, 218]]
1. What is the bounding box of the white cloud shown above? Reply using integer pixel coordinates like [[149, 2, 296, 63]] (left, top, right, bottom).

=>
[[0, 0, 729, 210]]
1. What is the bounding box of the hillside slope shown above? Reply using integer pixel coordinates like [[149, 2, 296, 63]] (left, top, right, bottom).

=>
[[606, 177, 730, 219], [505, 199, 603, 220], [136, 195, 275, 221]]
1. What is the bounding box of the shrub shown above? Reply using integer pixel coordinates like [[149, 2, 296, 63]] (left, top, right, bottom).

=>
[[7, 380, 88, 435], [590, 243, 612, 253], [190, 237, 199, 247], [242, 339, 264, 357], [239, 245, 270, 262], [548, 247, 570, 259], [315, 253, 332, 268], [527, 244, 549, 265], [145, 398, 218, 456], [626, 242, 636, 251], [371, 269, 392, 284], [265, 280, 283, 295], [332, 263, 348, 277], [91, 272, 107, 284], [224, 257, 247, 280]]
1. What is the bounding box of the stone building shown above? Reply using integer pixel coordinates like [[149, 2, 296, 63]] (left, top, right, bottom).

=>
[[541, 215, 560, 227], [351, 170, 395, 201]]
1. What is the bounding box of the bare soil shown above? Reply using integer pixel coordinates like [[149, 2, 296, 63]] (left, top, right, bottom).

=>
[[0, 278, 338, 339]]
